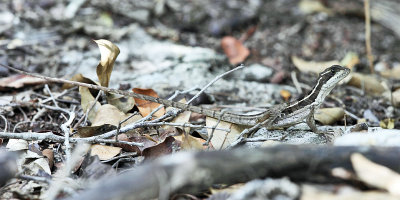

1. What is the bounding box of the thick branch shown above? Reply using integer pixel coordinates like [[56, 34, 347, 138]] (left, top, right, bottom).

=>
[[68, 145, 400, 200]]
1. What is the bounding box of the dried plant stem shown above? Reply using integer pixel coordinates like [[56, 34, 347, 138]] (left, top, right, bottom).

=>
[[0, 131, 144, 146], [364, 0, 374, 73]]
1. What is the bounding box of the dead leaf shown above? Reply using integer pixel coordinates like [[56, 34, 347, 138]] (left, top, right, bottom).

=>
[[165, 99, 191, 133], [6, 139, 28, 151], [107, 93, 135, 113], [21, 150, 52, 175], [351, 153, 400, 196], [347, 73, 387, 95], [298, 0, 333, 14], [0, 74, 47, 90], [221, 36, 250, 65], [76, 124, 116, 138], [132, 88, 165, 118], [42, 149, 54, 169], [114, 134, 154, 153], [206, 117, 245, 150], [91, 104, 142, 127], [115, 130, 177, 156], [291, 56, 339, 74], [302, 184, 399, 200], [314, 107, 345, 125], [94, 39, 120, 87], [380, 65, 400, 79], [380, 118, 395, 129], [210, 183, 244, 195], [90, 144, 122, 160], [79, 86, 102, 123], [340, 52, 359, 69], [180, 132, 205, 150], [80, 154, 116, 180], [142, 136, 176, 158]]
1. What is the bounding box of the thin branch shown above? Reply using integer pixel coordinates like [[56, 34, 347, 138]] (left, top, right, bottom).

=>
[[290, 71, 302, 94], [44, 84, 59, 107], [0, 131, 144, 146], [364, 0, 374, 73], [187, 64, 245, 105]]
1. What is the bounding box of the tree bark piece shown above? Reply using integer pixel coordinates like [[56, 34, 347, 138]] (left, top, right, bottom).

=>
[[68, 145, 400, 200]]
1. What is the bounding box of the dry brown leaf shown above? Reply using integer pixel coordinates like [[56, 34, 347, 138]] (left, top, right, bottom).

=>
[[302, 184, 399, 200], [180, 133, 205, 150], [79, 86, 102, 123], [114, 129, 176, 155], [314, 107, 345, 125], [380, 65, 400, 79], [132, 88, 165, 118], [0, 74, 47, 89], [210, 183, 244, 195], [76, 124, 116, 138], [94, 39, 120, 87], [221, 36, 250, 65], [91, 104, 142, 127], [90, 144, 122, 161], [142, 136, 176, 158], [107, 93, 135, 113], [340, 52, 359, 69], [165, 98, 191, 132], [351, 153, 400, 196], [347, 73, 387, 95], [291, 56, 339, 74], [42, 149, 54, 169], [27, 157, 52, 175], [206, 117, 245, 150]]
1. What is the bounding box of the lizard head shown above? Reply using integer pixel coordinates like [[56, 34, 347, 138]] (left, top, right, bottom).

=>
[[318, 65, 350, 87], [313, 65, 350, 105]]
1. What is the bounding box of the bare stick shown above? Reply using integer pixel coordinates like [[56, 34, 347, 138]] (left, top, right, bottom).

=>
[[44, 84, 59, 107], [187, 64, 244, 105], [290, 71, 302, 94], [0, 131, 144, 146], [364, 0, 374, 73]]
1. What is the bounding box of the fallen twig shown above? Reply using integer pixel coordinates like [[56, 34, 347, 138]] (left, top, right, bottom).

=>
[[66, 145, 400, 200]]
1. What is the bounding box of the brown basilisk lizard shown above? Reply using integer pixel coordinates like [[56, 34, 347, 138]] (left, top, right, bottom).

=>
[[0, 64, 350, 133]]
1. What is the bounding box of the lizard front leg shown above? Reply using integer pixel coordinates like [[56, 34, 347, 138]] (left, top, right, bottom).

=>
[[306, 106, 332, 142]]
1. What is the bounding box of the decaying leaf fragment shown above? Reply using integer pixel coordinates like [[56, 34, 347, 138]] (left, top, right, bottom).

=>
[[94, 39, 120, 87], [132, 88, 165, 118], [291, 56, 339, 74], [347, 73, 387, 95], [206, 117, 244, 149], [0, 74, 47, 90], [314, 107, 344, 125], [351, 153, 400, 196], [221, 36, 250, 65], [90, 144, 122, 161]]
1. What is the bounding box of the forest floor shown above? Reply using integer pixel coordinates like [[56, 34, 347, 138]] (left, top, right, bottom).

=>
[[0, 0, 399, 199]]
